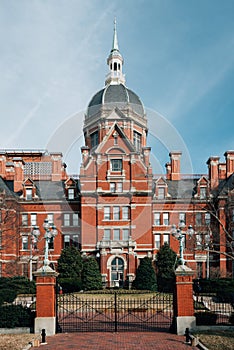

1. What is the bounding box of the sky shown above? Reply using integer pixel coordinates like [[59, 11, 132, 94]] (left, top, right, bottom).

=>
[[0, 0, 234, 175]]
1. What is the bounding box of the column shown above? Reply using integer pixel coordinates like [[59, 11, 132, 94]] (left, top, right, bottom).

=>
[[174, 265, 196, 335], [34, 266, 58, 336]]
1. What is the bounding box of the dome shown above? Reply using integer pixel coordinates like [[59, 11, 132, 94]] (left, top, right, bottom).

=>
[[86, 83, 145, 119]]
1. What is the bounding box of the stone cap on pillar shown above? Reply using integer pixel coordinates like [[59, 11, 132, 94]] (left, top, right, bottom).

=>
[[175, 265, 195, 276], [33, 265, 59, 277]]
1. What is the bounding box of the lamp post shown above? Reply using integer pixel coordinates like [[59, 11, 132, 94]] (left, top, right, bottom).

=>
[[195, 232, 212, 279], [31, 218, 58, 274], [29, 226, 40, 281], [171, 221, 194, 266]]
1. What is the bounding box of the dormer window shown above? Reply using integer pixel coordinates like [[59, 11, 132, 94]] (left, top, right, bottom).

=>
[[65, 178, 77, 200], [158, 187, 165, 199], [26, 188, 32, 200], [200, 187, 207, 199], [23, 178, 36, 200], [68, 188, 75, 200]]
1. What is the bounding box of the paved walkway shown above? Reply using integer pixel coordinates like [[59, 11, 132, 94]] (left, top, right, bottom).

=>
[[31, 332, 197, 349]]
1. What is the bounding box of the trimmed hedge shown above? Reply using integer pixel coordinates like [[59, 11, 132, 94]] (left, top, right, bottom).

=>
[[0, 304, 34, 328], [195, 312, 217, 325]]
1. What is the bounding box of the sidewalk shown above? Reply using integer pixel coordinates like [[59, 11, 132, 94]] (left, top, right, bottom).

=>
[[31, 332, 197, 349]]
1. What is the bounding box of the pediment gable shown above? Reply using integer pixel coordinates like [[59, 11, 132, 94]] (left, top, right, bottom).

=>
[[65, 177, 76, 187], [95, 123, 135, 154], [23, 178, 34, 187]]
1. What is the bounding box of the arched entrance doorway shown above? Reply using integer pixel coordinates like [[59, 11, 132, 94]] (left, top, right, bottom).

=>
[[111, 257, 124, 287]]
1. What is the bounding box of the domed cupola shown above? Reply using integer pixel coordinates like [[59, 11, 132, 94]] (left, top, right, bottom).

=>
[[83, 20, 148, 152], [85, 19, 145, 121]]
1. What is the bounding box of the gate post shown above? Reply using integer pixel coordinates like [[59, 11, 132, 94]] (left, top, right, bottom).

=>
[[33, 266, 58, 336], [174, 265, 196, 335]]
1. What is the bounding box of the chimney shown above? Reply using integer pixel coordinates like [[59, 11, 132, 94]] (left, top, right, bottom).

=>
[[51, 153, 63, 181], [81, 146, 90, 166], [169, 151, 182, 180], [207, 156, 220, 189], [224, 151, 234, 178], [218, 163, 226, 180], [165, 162, 171, 180], [13, 157, 24, 192], [142, 147, 151, 167]]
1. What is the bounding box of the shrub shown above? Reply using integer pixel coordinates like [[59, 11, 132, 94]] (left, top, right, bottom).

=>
[[132, 257, 157, 291], [58, 278, 82, 293], [195, 312, 217, 325], [229, 312, 234, 325], [0, 304, 33, 328]]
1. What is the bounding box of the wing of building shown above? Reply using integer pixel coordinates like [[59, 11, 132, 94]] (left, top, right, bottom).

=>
[[0, 22, 233, 284]]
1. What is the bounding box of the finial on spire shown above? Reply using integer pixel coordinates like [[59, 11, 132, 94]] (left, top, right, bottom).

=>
[[106, 18, 125, 86], [112, 17, 119, 52]]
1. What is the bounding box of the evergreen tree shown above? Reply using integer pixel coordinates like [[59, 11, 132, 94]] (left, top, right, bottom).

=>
[[133, 257, 157, 291], [81, 257, 102, 291], [57, 246, 83, 278], [155, 243, 177, 292]]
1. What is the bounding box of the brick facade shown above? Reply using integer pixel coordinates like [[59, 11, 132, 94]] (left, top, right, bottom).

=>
[[0, 25, 233, 285]]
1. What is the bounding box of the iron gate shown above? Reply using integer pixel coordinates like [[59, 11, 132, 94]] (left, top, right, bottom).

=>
[[56, 292, 173, 332]]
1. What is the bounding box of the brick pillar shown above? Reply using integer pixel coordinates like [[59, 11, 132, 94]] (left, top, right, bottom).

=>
[[174, 265, 196, 335], [34, 266, 58, 336]]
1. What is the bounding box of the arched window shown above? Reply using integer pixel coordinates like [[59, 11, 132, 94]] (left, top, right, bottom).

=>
[[114, 62, 117, 71], [111, 257, 124, 287]]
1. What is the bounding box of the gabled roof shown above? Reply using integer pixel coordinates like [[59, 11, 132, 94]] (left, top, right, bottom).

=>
[[34, 181, 66, 200], [217, 173, 234, 196], [0, 177, 16, 197], [95, 122, 135, 154], [167, 179, 197, 199]]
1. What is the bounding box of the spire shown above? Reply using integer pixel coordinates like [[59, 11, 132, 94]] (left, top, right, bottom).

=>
[[112, 18, 119, 52], [105, 19, 125, 86]]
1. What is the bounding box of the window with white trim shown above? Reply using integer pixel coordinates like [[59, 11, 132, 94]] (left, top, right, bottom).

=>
[[110, 183, 116, 193], [26, 188, 32, 200], [117, 183, 123, 193], [64, 214, 70, 226], [205, 213, 211, 226], [111, 159, 122, 172], [22, 214, 28, 226], [163, 234, 169, 245], [113, 206, 120, 220], [104, 207, 111, 220], [64, 235, 70, 248], [163, 213, 169, 226], [113, 229, 120, 240], [179, 213, 186, 225], [68, 188, 75, 200], [73, 213, 79, 226], [133, 131, 141, 151], [200, 187, 207, 199], [30, 214, 37, 226], [158, 187, 165, 199], [103, 229, 111, 241], [154, 212, 160, 226], [196, 213, 202, 226], [155, 234, 160, 249], [122, 207, 129, 220], [91, 131, 98, 148], [22, 236, 29, 250], [122, 228, 129, 240]]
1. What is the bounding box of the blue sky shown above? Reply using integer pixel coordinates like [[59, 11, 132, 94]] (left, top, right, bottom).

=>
[[0, 0, 234, 174]]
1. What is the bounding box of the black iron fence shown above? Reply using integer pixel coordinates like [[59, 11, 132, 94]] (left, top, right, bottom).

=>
[[56, 291, 173, 333]]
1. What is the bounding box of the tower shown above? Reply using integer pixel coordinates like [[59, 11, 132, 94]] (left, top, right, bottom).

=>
[[80, 20, 153, 288]]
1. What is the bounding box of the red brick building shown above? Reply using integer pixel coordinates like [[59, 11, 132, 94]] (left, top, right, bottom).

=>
[[0, 24, 233, 286]]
